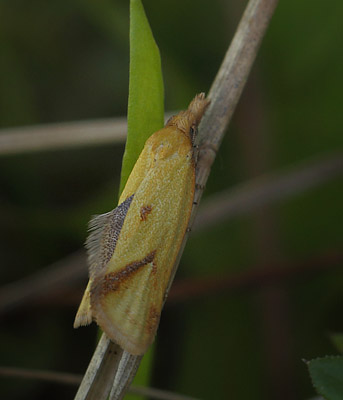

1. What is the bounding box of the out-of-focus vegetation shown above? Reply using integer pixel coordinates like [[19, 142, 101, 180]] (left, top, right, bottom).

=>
[[0, 1, 342, 399]]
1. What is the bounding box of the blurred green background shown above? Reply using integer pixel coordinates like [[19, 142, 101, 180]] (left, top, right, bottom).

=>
[[0, 0, 342, 399]]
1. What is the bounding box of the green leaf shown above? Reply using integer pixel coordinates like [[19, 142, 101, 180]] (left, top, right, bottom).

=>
[[119, 0, 164, 195], [307, 356, 343, 400], [330, 333, 343, 354]]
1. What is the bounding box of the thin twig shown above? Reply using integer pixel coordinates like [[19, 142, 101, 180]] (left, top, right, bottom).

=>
[[0, 118, 127, 155], [0, 366, 199, 400], [5, 247, 341, 311], [0, 251, 86, 314], [74, 0, 280, 399], [0, 112, 174, 156], [168, 249, 343, 303], [0, 366, 82, 386], [193, 152, 343, 231], [2, 150, 338, 316]]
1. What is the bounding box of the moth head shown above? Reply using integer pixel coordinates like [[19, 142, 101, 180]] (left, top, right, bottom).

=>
[[166, 93, 210, 137]]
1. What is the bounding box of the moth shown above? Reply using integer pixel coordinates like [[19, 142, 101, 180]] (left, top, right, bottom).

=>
[[74, 93, 209, 355]]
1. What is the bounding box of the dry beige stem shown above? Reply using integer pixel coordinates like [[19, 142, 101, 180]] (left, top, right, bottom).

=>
[[74, 1, 279, 399]]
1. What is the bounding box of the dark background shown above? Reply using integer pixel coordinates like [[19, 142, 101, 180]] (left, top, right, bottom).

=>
[[0, 0, 342, 399]]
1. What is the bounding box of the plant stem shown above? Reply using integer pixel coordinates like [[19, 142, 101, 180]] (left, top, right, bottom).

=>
[[74, 0, 279, 399]]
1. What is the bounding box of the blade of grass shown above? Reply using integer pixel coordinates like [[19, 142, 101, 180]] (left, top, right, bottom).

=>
[[116, 1, 164, 398], [119, 0, 164, 195]]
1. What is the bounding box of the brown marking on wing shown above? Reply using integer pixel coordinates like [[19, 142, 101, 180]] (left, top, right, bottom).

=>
[[140, 205, 153, 221], [101, 250, 157, 294], [151, 261, 157, 274], [146, 305, 160, 335]]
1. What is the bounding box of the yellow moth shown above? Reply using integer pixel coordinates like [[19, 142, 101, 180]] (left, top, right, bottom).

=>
[[74, 93, 209, 355]]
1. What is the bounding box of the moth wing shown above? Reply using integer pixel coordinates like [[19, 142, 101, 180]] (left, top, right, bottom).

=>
[[91, 251, 162, 355], [74, 143, 154, 328], [73, 280, 92, 327], [90, 141, 195, 354], [73, 195, 134, 328]]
